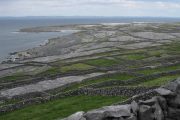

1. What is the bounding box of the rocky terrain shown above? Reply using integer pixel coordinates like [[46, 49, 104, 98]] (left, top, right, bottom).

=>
[[8, 23, 180, 62], [0, 22, 180, 120], [63, 78, 180, 120]]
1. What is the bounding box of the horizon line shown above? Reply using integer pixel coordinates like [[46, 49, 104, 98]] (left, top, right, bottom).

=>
[[0, 16, 180, 18]]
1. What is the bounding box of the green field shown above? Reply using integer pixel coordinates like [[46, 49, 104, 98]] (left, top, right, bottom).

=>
[[1, 28, 180, 120], [138, 64, 180, 75], [37, 63, 94, 76], [60, 63, 94, 73], [137, 75, 179, 87], [0, 96, 127, 120], [0, 73, 30, 83], [85, 58, 119, 67]]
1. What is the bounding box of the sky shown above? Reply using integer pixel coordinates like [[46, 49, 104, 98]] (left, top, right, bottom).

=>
[[0, 0, 180, 17]]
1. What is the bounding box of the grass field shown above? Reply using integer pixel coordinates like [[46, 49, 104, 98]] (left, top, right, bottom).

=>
[[85, 58, 119, 67], [137, 75, 179, 87], [60, 63, 94, 73], [0, 96, 127, 120], [121, 53, 147, 60], [0, 73, 30, 83], [37, 63, 94, 76], [1, 37, 180, 120], [138, 64, 180, 75]]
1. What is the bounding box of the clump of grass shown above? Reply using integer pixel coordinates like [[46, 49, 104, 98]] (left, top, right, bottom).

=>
[[0, 99, 20, 106], [0, 73, 30, 83], [147, 50, 166, 58], [164, 41, 180, 54], [0, 96, 127, 120], [137, 75, 179, 87], [121, 53, 147, 60], [85, 58, 118, 67], [38, 63, 94, 76], [60, 63, 94, 73], [88, 73, 134, 83], [138, 64, 180, 75], [38, 67, 61, 76]]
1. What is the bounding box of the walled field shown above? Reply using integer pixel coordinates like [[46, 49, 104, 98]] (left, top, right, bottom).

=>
[[0, 23, 180, 120]]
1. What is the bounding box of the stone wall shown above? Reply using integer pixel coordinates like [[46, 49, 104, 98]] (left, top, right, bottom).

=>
[[0, 70, 179, 114], [0, 68, 102, 90], [63, 78, 180, 120], [87, 69, 180, 88], [76, 86, 156, 96], [0, 86, 155, 113]]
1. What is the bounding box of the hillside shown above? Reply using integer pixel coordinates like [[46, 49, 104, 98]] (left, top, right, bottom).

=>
[[0, 22, 180, 120]]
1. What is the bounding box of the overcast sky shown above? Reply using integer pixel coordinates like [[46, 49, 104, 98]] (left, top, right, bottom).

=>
[[0, 0, 180, 17]]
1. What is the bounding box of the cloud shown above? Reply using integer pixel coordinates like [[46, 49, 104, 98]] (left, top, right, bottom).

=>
[[0, 0, 180, 17]]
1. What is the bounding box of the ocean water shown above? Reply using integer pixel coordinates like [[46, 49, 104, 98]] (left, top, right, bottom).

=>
[[0, 17, 180, 61]]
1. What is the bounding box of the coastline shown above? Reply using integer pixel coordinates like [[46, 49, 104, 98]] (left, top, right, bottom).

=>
[[0, 17, 180, 63], [0, 21, 180, 118], [1, 29, 79, 63], [5, 22, 180, 63]]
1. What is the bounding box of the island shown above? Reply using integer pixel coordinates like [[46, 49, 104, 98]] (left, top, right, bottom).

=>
[[0, 22, 180, 120]]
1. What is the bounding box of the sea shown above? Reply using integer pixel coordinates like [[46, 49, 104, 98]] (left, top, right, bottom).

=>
[[0, 16, 180, 62]]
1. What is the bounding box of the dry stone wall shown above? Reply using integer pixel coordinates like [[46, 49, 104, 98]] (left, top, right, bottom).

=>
[[63, 78, 180, 120], [0, 86, 155, 113]]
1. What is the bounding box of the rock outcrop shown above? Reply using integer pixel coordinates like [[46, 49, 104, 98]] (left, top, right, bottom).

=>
[[63, 78, 180, 120]]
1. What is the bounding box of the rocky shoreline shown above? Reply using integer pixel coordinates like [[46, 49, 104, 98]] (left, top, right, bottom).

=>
[[6, 22, 180, 63]]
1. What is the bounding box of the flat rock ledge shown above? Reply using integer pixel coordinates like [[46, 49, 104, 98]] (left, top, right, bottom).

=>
[[63, 78, 180, 120]]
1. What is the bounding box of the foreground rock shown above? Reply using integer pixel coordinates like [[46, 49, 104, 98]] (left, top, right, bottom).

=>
[[63, 78, 180, 120]]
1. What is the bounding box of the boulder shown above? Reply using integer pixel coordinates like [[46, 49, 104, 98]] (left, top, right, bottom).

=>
[[84, 105, 132, 120], [126, 115, 137, 120], [156, 96, 168, 117], [155, 88, 175, 96], [165, 118, 175, 120], [63, 111, 85, 120], [103, 117, 125, 120], [139, 97, 157, 106], [138, 105, 154, 120], [156, 96, 167, 111], [168, 94, 180, 108], [138, 97, 164, 120], [153, 102, 164, 120], [163, 78, 180, 93], [167, 107, 180, 120], [84, 111, 104, 120], [131, 101, 139, 115]]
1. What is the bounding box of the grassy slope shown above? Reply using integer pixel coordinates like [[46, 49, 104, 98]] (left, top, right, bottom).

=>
[[37, 63, 94, 76], [85, 58, 119, 67], [58, 73, 134, 93], [138, 64, 180, 75], [138, 75, 179, 87], [121, 53, 147, 60], [0, 96, 127, 120], [60, 63, 94, 73], [0, 74, 30, 83], [1, 39, 180, 120]]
